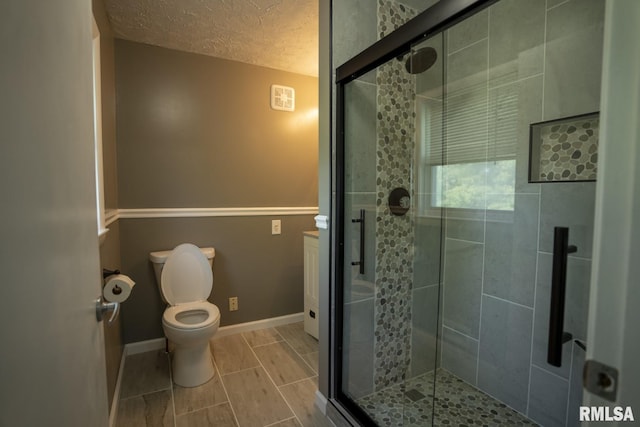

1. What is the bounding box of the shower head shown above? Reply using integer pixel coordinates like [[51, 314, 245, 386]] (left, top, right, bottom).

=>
[[405, 47, 438, 74]]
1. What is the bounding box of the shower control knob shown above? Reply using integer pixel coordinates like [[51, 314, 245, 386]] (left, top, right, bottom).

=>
[[389, 187, 410, 216]]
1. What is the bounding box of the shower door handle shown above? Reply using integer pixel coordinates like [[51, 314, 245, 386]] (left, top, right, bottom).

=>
[[547, 227, 577, 367], [351, 209, 365, 275]]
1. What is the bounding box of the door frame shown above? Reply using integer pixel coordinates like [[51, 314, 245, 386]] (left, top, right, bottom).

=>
[[584, 0, 640, 417]]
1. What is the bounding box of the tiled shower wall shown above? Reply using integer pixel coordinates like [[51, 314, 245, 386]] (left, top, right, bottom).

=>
[[430, 1, 604, 426]]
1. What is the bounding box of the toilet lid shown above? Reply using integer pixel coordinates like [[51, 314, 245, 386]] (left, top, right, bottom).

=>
[[161, 243, 212, 305]]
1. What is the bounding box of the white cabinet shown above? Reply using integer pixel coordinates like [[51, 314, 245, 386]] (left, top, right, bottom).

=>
[[303, 231, 319, 339]]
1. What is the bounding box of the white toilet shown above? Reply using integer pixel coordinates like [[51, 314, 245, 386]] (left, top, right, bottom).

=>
[[149, 243, 220, 387]]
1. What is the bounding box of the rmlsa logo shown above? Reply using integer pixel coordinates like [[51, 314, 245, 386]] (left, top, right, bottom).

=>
[[580, 406, 635, 422]]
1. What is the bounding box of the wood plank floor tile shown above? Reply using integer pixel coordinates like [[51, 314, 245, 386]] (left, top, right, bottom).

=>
[[268, 417, 302, 427], [175, 402, 238, 427], [243, 327, 283, 347], [211, 334, 260, 374], [116, 390, 173, 427], [222, 367, 293, 426], [276, 322, 319, 355], [173, 367, 228, 415], [301, 351, 318, 374], [120, 350, 171, 399], [253, 341, 315, 386], [279, 379, 331, 427]]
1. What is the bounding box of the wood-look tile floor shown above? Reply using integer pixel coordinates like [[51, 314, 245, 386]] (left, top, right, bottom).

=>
[[116, 322, 331, 427]]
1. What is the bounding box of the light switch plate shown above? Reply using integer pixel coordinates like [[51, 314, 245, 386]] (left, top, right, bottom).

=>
[[272, 219, 281, 235]]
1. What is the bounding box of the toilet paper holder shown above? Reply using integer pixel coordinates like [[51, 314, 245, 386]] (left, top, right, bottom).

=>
[[96, 296, 119, 324]]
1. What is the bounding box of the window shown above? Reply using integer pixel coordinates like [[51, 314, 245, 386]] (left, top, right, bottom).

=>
[[416, 95, 516, 214], [431, 160, 515, 210]]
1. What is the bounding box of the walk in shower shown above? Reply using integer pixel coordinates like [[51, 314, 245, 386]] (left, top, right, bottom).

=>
[[334, 0, 604, 425]]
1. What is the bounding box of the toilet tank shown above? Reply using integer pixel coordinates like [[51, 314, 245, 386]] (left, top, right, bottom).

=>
[[149, 247, 215, 302]]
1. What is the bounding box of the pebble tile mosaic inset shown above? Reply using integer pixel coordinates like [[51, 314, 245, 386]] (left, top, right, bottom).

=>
[[358, 369, 538, 426], [373, 0, 418, 391], [534, 115, 599, 182]]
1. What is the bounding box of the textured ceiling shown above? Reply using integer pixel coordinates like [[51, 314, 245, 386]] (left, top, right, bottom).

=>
[[104, 0, 319, 77]]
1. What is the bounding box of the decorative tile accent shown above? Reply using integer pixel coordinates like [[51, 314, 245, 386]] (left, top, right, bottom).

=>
[[358, 369, 537, 426], [373, 0, 418, 391], [530, 114, 599, 182]]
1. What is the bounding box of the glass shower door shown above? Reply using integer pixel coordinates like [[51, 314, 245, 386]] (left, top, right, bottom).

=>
[[337, 1, 604, 425], [339, 33, 445, 426]]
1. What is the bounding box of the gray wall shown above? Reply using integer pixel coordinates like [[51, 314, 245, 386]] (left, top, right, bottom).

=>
[[437, 1, 603, 425], [93, 0, 123, 411], [114, 40, 318, 343], [119, 215, 314, 342], [115, 40, 318, 209]]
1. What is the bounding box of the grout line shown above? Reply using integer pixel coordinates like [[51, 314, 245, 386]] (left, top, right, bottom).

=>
[[442, 324, 479, 343], [528, 2, 549, 416], [565, 342, 574, 426], [282, 341, 319, 376], [264, 416, 299, 427], [280, 375, 317, 388], [447, 36, 488, 57], [119, 384, 173, 401], [212, 349, 242, 427], [546, 0, 570, 12], [475, 11, 490, 386], [176, 400, 232, 417], [531, 362, 570, 383], [166, 352, 177, 427], [482, 293, 534, 310], [250, 339, 286, 350], [218, 363, 263, 377], [538, 250, 593, 262], [444, 236, 484, 245], [240, 333, 302, 426], [488, 72, 544, 91], [527, 186, 543, 417]]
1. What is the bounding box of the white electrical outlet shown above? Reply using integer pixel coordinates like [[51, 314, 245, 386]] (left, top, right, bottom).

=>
[[272, 219, 281, 235], [229, 297, 238, 311]]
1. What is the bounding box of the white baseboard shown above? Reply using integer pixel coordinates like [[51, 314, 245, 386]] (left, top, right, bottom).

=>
[[125, 337, 167, 355], [216, 312, 304, 338], [315, 390, 328, 415], [109, 346, 128, 427]]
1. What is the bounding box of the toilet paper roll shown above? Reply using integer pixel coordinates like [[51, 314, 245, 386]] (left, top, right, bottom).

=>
[[103, 274, 136, 303]]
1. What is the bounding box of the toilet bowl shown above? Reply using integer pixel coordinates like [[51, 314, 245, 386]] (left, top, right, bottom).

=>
[[150, 243, 220, 387]]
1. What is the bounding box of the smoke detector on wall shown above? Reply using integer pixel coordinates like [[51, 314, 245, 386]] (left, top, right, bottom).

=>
[[271, 85, 295, 112]]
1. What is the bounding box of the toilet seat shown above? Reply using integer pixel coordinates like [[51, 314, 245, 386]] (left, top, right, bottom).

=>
[[163, 301, 220, 330], [161, 243, 213, 305]]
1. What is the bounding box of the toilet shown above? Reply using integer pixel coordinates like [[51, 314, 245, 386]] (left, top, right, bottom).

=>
[[149, 243, 220, 387]]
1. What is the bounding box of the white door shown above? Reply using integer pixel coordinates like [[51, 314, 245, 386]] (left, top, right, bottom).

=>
[[584, 0, 640, 420], [0, 1, 109, 426]]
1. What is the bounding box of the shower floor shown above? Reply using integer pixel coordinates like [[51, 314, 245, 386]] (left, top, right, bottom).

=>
[[357, 369, 537, 426]]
